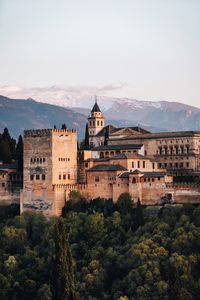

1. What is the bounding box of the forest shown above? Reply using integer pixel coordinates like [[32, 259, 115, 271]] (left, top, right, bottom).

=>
[[0, 194, 200, 300]]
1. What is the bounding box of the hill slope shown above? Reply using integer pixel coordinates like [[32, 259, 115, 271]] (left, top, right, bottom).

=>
[[0, 95, 87, 139]]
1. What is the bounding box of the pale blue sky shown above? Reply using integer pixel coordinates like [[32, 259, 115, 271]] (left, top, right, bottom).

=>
[[0, 0, 200, 106]]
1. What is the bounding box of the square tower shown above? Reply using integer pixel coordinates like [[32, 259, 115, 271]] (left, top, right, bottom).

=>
[[21, 128, 77, 216]]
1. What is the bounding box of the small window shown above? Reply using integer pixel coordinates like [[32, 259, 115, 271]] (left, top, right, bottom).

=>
[[59, 174, 61, 180], [85, 163, 88, 168], [42, 174, 45, 180], [43, 158, 45, 162], [143, 161, 145, 168], [68, 158, 70, 161], [68, 174, 70, 180], [152, 163, 155, 169], [95, 176, 99, 182], [30, 175, 34, 180], [36, 174, 40, 180], [137, 161, 140, 168], [2, 182, 5, 187], [132, 161, 134, 168], [63, 174, 66, 180]]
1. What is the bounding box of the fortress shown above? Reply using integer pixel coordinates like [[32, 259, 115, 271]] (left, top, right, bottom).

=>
[[17, 99, 200, 215]]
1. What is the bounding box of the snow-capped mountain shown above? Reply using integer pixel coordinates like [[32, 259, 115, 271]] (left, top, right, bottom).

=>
[[1, 85, 200, 135]]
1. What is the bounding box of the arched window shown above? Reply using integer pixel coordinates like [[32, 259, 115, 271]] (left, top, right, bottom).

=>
[[100, 152, 104, 158]]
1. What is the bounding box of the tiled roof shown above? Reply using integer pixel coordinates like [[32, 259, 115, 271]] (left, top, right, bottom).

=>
[[91, 102, 101, 113], [87, 164, 127, 172], [92, 144, 143, 151], [119, 170, 167, 178]]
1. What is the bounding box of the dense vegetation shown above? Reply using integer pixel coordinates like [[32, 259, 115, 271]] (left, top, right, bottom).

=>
[[0, 196, 200, 300], [0, 127, 23, 170]]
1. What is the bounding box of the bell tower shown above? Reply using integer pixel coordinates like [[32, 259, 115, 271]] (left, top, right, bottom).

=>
[[88, 96, 105, 147]]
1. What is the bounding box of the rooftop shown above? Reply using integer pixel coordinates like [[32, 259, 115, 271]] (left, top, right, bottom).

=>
[[92, 144, 143, 151], [87, 164, 127, 172]]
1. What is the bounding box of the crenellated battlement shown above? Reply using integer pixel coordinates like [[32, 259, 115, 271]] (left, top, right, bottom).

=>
[[24, 128, 77, 138], [24, 129, 52, 137], [52, 128, 77, 134]]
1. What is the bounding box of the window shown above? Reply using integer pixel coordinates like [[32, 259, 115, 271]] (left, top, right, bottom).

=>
[[170, 147, 173, 155], [59, 174, 61, 180], [181, 146, 184, 154], [101, 121, 103, 126], [30, 158, 33, 163], [85, 163, 88, 168], [63, 174, 66, 180], [143, 161, 145, 168], [97, 121, 99, 126], [159, 147, 162, 155], [68, 158, 70, 161], [95, 176, 100, 182], [132, 161, 134, 168], [36, 174, 40, 180], [137, 161, 140, 168], [40, 158, 42, 163], [42, 174, 45, 180], [43, 158, 46, 162], [152, 163, 155, 169], [186, 145, 190, 154], [30, 175, 34, 180], [175, 146, 179, 155], [2, 183, 5, 187], [68, 174, 70, 180], [164, 147, 168, 155], [186, 162, 189, 168]]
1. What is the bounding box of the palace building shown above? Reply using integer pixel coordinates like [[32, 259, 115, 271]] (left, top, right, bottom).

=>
[[18, 99, 200, 216]]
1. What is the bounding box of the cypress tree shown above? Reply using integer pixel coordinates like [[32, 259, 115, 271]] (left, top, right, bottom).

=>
[[84, 123, 89, 150], [52, 218, 77, 300], [0, 140, 12, 164], [2, 127, 16, 159], [135, 198, 144, 228], [16, 135, 23, 171], [61, 124, 67, 130], [104, 126, 109, 146]]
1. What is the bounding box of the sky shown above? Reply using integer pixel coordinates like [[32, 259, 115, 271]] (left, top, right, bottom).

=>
[[0, 0, 200, 106]]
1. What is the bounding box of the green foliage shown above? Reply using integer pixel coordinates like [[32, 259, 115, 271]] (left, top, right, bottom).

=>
[[0, 202, 200, 299], [52, 218, 77, 300], [0, 127, 23, 166], [116, 192, 133, 214]]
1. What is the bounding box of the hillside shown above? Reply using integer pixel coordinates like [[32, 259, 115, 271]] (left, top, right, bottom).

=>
[[0, 95, 87, 139]]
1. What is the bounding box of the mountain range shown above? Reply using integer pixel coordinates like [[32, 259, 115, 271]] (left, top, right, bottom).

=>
[[0, 85, 200, 139]]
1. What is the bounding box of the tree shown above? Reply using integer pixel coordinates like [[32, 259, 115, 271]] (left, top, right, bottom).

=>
[[104, 126, 109, 146], [84, 123, 89, 150], [116, 193, 133, 214], [0, 139, 12, 163], [61, 124, 67, 130], [2, 127, 16, 158], [52, 218, 77, 300], [16, 135, 23, 171], [135, 198, 144, 228]]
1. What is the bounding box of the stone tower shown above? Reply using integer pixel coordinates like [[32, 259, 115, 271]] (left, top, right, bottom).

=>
[[20, 128, 77, 216], [88, 97, 105, 147]]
